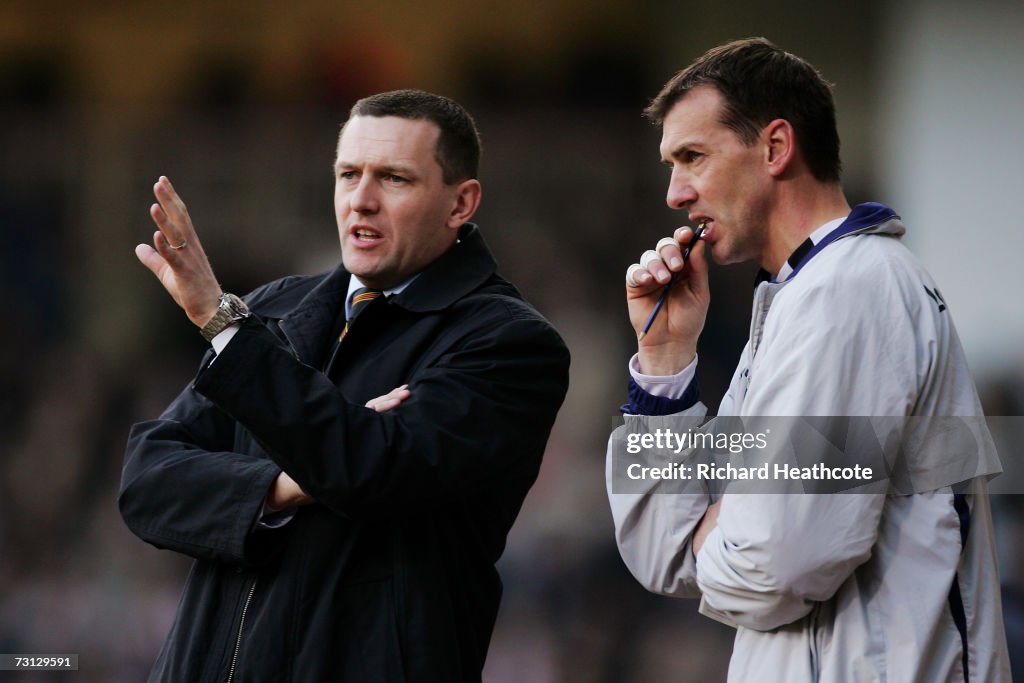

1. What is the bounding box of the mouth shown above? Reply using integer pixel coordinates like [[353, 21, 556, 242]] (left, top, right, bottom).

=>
[[349, 225, 384, 245], [693, 217, 714, 240]]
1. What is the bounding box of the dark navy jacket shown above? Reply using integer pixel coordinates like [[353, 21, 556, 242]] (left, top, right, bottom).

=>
[[120, 224, 570, 682]]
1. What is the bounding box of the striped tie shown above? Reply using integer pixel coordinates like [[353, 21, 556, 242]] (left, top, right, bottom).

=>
[[340, 287, 382, 342]]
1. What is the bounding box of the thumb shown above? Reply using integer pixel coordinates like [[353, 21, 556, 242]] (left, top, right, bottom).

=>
[[684, 236, 710, 297], [135, 242, 167, 281]]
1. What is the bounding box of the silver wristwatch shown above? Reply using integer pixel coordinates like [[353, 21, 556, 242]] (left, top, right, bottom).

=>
[[200, 292, 251, 342]]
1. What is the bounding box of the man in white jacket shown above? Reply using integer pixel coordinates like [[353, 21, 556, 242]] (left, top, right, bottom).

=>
[[608, 38, 1011, 681]]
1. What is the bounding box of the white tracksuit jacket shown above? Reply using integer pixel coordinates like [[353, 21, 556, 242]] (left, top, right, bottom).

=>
[[607, 207, 1010, 682]]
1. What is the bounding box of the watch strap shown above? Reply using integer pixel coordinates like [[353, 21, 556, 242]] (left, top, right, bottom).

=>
[[200, 292, 250, 342]]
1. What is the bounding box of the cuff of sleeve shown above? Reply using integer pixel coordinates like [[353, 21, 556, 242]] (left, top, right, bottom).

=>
[[254, 504, 297, 530], [211, 323, 241, 355], [621, 355, 700, 415], [628, 353, 698, 397]]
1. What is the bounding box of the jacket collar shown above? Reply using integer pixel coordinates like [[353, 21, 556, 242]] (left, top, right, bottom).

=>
[[757, 202, 904, 284], [387, 223, 497, 313], [275, 266, 350, 365]]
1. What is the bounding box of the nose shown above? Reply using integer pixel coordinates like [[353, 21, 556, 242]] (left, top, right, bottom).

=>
[[350, 175, 379, 214], [666, 168, 696, 210]]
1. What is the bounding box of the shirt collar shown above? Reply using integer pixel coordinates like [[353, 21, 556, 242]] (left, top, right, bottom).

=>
[[345, 273, 418, 318], [307, 223, 500, 322]]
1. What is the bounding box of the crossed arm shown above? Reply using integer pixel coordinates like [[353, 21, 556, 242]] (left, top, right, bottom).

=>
[[266, 385, 411, 510]]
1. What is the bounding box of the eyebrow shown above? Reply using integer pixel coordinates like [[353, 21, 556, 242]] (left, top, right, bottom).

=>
[[662, 143, 697, 165], [334, 160, 417, 178]]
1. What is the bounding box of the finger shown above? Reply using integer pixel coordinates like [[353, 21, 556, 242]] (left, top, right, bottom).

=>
[[682, 235, 710, 297], [625, 263, 657, 292], [385, 387, 411, 402], [153, 176, 193, 241], [368, 398, 400, 412], [381, 385, 410, 399], [674, 226, 701, 251], [150, 198, 189, 253], [365, 386, 411, 411], [656, 237, 685, 271], [152, 229, 187, 264], [135, 242, 168, 280], [154, 176, 185, 220], [673, 226, 709, 272], [150, 202, 170, 233], [626, 263, 649, 288], [640, 249, 672, 284], [367, 394, 410, 412]]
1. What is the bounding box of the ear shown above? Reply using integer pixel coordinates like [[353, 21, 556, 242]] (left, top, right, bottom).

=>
[[763, 119, 796, 178], [447, 179, 482, 229]]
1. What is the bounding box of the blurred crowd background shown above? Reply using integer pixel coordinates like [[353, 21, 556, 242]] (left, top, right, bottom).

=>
[[1, 0, 1023, 680]]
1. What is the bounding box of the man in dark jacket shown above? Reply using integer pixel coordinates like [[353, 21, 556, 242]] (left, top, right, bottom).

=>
[[120, 90, 570, 682]]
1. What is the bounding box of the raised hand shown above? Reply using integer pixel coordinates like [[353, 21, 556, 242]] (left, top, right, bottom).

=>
[[134, 176, 223, 328]]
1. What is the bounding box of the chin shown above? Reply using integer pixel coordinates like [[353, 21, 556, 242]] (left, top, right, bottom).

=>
[[707, 243, 728, 265], [342, 256, 375, 278], [349, 266, 395, 289], [708, 239, 742, 266], [350, 268, 380, 284]]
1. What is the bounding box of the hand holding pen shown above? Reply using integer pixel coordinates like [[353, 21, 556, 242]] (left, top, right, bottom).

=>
[[625, 222, 710, 376], [637, 222, 705, 341]]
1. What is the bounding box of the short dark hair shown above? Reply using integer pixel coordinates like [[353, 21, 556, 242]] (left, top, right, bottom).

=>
[[347, 89, 481, 184], [645, 38, 841, 183]]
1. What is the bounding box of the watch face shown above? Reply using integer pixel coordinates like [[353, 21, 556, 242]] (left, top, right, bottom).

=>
[[228, 294, 250, 316]]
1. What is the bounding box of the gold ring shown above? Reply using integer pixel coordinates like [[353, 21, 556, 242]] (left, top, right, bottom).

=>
[[169, 240, 187, 250]]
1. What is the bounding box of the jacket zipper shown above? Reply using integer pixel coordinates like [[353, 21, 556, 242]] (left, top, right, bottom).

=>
[[226, 577, 258, 683]]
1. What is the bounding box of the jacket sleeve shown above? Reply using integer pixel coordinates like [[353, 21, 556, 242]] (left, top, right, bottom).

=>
[[693, 263, 921, 631], [606, 348, 748, 598], [695, 491, 885, 630], [606, 406, 710, 598], [190, 310, 570, 519], [119, 349, 285, 566]]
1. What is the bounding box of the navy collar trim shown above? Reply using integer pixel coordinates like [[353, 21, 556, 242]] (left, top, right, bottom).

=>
[[756, 202, 899, 285]]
